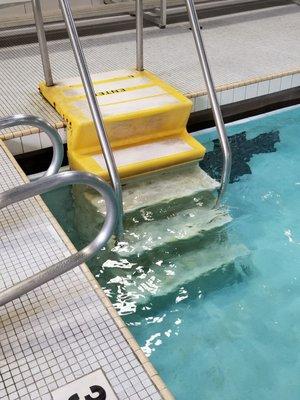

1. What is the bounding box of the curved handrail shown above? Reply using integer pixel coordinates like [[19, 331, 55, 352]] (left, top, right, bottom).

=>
[[184, 0, 232, 207], [0, 171, 117, 306], [0, 114, 64, 177], [57, 0, 124, 237]]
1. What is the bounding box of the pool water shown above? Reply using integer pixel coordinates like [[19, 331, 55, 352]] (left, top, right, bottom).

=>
[[43, 105, 300, 400]]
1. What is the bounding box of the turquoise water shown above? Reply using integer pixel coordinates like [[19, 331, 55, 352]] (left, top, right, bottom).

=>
[[126, 106, 300, 400], [43, 106, 300, 400]]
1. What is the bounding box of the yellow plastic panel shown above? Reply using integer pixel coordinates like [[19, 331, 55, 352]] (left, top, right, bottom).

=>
[[69, 133, 206, 180], [39, 69, 206, 180]]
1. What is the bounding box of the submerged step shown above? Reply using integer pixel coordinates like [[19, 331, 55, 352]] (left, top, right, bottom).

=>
[[112, 205, 232, 259], [102, 240, 250, 308], [73, 165, 220, 241]]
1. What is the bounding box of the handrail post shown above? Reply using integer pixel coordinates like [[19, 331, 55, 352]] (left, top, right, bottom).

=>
[[31, 0, 53, 86], [184, 0, 231, 207], [58, 0, 124, 237], [159, 0, 167, 28], [136, 0, 144, 71]]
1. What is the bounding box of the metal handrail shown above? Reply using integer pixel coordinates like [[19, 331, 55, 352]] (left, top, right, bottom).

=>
[[31, 0, 230, 216], [32, 0, 53, 86], [31, 0, 124, 237], [136, 0, 144, 71], [0, 114, 64, 178], [0, 171, 117, 307], [185, 0, 232, 207], [134, 0, 231, 206]]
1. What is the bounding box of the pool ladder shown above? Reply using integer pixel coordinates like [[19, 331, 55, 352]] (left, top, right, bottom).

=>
[[0, 115, 118, 307], [0, 0, 232, 305], [32, 0, 231, 223]]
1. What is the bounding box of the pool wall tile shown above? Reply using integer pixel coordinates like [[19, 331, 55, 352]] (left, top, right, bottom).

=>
[[233, 85, 246, 102], [191, 97, 196, 112], [291, 73, 300, 87], [4, 137, 23, 155], [40, 131, 53, 148], [245, 83, 258, 99], [269, 77, 282, 93], [220, 89, 234, 105], [257, 80, 270, 96], [21, 133, 41, 152], [194, 95, 208, 112], [280, 75, 293, 90]]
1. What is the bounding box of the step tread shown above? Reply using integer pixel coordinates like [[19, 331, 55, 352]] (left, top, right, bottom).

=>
[[104, 241, 250, 306], [112, 204, 232, 257], [77, 165, 220, 219], [40, 69, 205, 180], [76, 134, 205, 180], [121, 165, 219, 212]]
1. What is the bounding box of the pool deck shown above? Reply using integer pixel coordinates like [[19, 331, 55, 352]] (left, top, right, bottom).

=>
[[0, 140, 173, 399], [0, 3, 299, 155]]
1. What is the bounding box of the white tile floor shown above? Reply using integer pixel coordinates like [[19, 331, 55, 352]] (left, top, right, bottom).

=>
[[0, 142, 165, 400]]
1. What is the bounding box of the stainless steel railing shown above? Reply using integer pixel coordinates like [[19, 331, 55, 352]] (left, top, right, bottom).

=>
[[134, 0, 231, 206], [185, 0, 232, 206], [136, 0, 144, 71], [31, 0, 124, 237], [0, 114, 64, 177], [0, 171, 117, 307], [31, 0, 230, 211]]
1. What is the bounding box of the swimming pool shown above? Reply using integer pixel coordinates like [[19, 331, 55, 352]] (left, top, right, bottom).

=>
[[43, 105, 300, 400]]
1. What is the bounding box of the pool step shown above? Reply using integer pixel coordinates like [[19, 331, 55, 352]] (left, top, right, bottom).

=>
[[111, 204, 232, 261], [72, 161, 248, 308], [100, 238, 250, 308], [40, 69, 206, 180], [73, 164, 220, 240], [73, 163, 229, 261]]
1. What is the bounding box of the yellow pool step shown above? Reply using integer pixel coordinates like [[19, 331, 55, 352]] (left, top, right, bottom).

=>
[[39, 69, 206, 180]]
